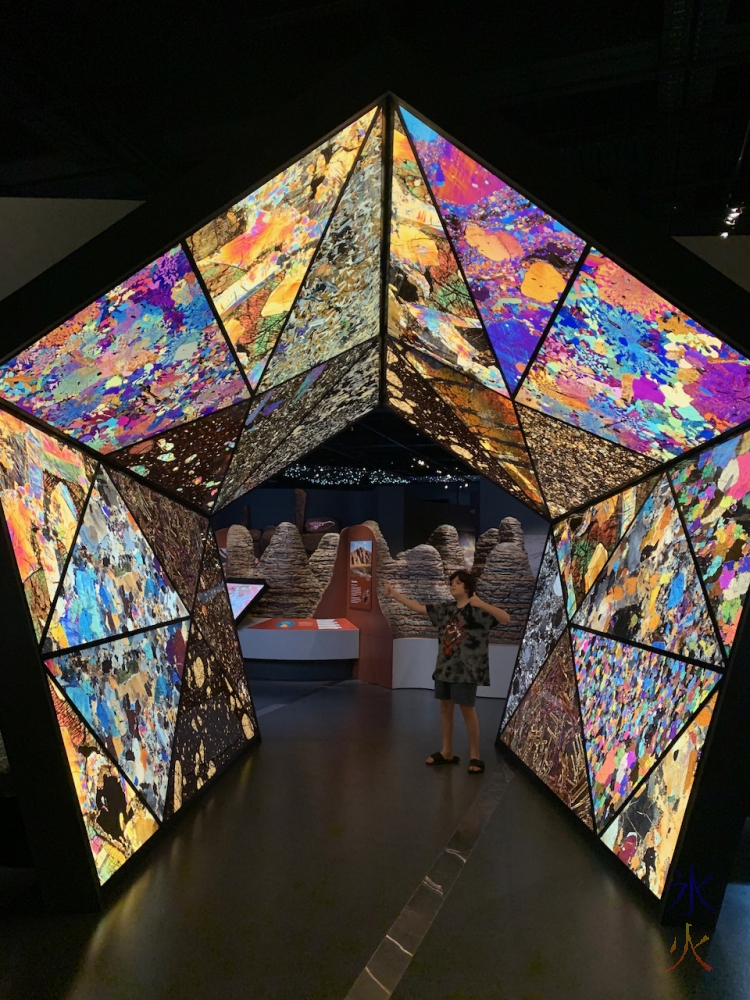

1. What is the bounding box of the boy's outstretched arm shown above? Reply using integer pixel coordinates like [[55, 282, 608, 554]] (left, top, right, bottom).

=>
[[468, 594, 510, 625], [384, 582, 427, 615]]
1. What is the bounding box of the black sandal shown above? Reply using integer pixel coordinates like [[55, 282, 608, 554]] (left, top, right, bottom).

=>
[[426, 751, 460, 765], [468, 759, 485, 773]]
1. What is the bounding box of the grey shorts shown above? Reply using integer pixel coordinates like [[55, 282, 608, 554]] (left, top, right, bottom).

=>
[[434, 680, 477, 707]]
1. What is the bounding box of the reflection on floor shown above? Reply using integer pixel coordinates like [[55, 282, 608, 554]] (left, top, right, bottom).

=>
[[0, 680, 748, 999]]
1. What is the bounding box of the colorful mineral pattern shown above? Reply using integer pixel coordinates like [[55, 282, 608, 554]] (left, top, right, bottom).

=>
[[227, 582, 264, 620], [555, 480, 656, 616], [216, 346, 365, 507], [671, 427, 750, 655], [188, 109, 376, 386], [165, 622, 255, 820], [0, 409, 95, 639], [45, 468, 188, 651], [220, 340, 381, 504], [389, 115, 508, 396], [573, 475, 723, 666], [399, 344, 544, 509], [0, 247, 249, 453], [111, 402, 249, 512], [517, 405, 659, 518], [46, 621, 189, 819], [517, 248, 750, 460], [109, 470, 208, 611], [501, 632, 593, 829], [600, 690, 718, 898], [502, 533, 567, 725], [261, 113, 382, 388], [386, 342, 545, 512], [401, 108, 586, 392], [571, 629, 721, 829], [48, 679, 159, 884]]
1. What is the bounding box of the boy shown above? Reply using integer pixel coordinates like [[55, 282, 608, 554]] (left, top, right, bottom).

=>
[[384, 570, 510, 773]]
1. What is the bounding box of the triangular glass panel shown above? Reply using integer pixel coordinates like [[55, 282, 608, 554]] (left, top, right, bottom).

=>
[[0, 246, 249, 454], [46, 620, 190, 821], [500, 631, 594, 829], [217, 343, 371, 508], [670, 426, 750, 656], [555, 477, 658, 617], [600, 689, 719, 898], [44, 467, 189, 652], [259, 111, 383, 389], [188, 108, 377, 387], [389, 114, 509, 396], [217, 338, 380, 507], [109, 470, 209, 612], [109, 402, 249, 512], [164, 621, 256, 821], [572, 475, 723, 665], [193, 533, 251, 677], [517, 248, 750, 462], [0, 408, 96, 641], [48, 677, 159, 884], [501, 532, 566, 724], [387, 341, 546, 513], [400, 107, 586, 392], [571, 628, 721, 831], [517, 404, 659, 518]]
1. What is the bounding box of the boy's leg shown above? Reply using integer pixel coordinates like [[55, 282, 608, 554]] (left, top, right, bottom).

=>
[[460, 704, 480, 764], [426, 698, 455, 762]]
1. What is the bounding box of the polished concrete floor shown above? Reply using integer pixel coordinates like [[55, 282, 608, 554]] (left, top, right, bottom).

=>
[[1, 679, 749, 999]]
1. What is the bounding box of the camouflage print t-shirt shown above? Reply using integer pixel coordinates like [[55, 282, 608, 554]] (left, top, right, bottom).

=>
[[426, 601, 496, 686]]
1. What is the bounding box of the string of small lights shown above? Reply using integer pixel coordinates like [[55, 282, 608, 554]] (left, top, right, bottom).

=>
[[274, 463, 480, 488]]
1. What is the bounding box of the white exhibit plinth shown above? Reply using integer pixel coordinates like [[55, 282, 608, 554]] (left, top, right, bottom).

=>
[[391, 638, 518, 699]]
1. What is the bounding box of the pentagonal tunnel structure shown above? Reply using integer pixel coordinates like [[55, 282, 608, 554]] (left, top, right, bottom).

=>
[[0, 96, 749, 928]]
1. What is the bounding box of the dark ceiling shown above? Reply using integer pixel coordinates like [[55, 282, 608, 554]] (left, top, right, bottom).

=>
[[3, 1, 750, 236]]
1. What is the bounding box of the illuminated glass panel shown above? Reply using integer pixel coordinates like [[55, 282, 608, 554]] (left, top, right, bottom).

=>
[[45, 468, 188, 651], [517, 248, 750, 460], [261, 112, 383, 388], [0, 247, 249, 453], [600, 690, 718, 898], [193, 532, 249, 671], [165, 622, 255, 820], [188, 109, 376, 386], [0, 409, 95, 640], [217, 346, 366, 508], [48, 678, 159, 884], [227, 582, 264, 620], [109, 470, 208, 611], [501, 631, 593, 829], [218, 339, 380, 505], [111, 402, 249, 512], [571, 629, 721, 830], [671, 427, 750, 655], [394, 343, 544, 509], [555, 479, 656, 617], [389, 115, 508, 396], [573, 475, 722, 665], [46, 620, 189, 820], [517, 404, 658, 518], [400, 108, 586, 392], [501, 533, 566, 724]]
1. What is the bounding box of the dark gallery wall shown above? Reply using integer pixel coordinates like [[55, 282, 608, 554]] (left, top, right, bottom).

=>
[[478, 479, 549, 535]]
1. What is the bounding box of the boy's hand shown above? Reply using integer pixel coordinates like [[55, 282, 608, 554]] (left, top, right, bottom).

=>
[[384, 582, 394, 598], [468, 594, 484, 607]]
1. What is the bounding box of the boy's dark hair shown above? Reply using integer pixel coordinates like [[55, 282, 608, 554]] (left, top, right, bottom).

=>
[[449, 569, 476, 597]]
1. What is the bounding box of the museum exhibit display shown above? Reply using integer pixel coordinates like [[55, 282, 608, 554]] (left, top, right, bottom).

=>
[[0, 93, 749, 928], [226, 580, 267, 622]]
